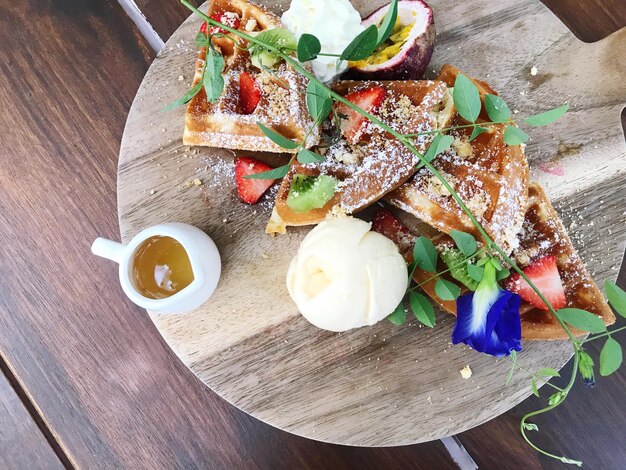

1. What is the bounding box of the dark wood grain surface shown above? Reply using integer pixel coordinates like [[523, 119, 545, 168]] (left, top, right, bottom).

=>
[[0, 0, 624, 468], [0, 371, 63, 470]]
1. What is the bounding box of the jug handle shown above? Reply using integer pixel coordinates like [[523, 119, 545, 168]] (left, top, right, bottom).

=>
[[91, 238, 126, 264]]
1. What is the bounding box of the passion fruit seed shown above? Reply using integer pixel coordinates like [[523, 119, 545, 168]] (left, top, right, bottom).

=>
[[345, 0, 435, 81], [286, 174, 338, 213], [350, 21, 412, 67]]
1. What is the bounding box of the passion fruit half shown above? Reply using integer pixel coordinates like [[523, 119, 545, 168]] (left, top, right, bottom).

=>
[[345, 0, 435, 81]]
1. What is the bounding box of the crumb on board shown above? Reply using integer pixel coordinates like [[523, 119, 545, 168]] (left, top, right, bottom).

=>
[[460, 365, 472, 379], [193, 178, 203, 186], [530, 66, 538, 76]]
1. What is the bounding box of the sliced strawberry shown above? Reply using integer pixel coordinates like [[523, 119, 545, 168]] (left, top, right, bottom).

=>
[[371, 209, 414, 254], [507, 255, 566, 310], [235, 157, 276, 204], [208, 12, 241, 35], [372, 209, 410, 244], [334, 87, 386, 144], [239, 72, 261, 115]]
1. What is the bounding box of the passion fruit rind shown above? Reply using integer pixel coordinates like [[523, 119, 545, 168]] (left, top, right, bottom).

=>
[[344, 0, 435, 81]]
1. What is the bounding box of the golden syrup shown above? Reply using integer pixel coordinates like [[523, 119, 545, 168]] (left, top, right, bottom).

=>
[[132, 236, 194, 299]]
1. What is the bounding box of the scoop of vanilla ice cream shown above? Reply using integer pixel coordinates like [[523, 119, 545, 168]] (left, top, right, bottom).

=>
[[287, 217, 408, 332], [281, 0, 365, 82]]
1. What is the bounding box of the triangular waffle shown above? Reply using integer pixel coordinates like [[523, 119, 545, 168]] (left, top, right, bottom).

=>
[[266, 79, 455, 234], [385, 65, 529, 254], [403, 183, 615, 340], [183, 0, 318, 153]]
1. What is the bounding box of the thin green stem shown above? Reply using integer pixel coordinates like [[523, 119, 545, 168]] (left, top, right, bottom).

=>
[[403, 120, 507, 137], [584, 327, 625, 343], [519, 352, 582, 466], [507, 357, 564, 392], [283, 46, 342, 58]]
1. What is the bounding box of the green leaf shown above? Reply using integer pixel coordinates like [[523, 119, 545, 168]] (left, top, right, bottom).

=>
[[306, 81, 333, 123], [467, 264, 484, 283], [450, 230, 477, 257], [409, 292, 435, 328], [469, 125, 488, 141], [605, 280, 626, 318], [452, 74, 481, 123], [413, 236, 438, 273], [388, 301, 407, 325], [407, 261, 418, 280], [162, 82, 203, 111], [496, 268, 511, 282], [195, 31, 208, 48], [505, 350, 517, 385], [257, 123, 300, 149], [340, 25, 378, 61], [297, 33, 321, 62], [530, 379, 540, 397], [524, 104, 569, 127], [600, 337, 622, 376], [523, 422, 539, 431], [203, 46, 225, 102], [429, 134, 455, 158], [435, 278, 461, 301], [244, 164, 290, 180], [556, 308, 607, 333], [297, 149, 324, 164], [503, 126, 529, 146], [537, 367, 560, 378], [489, 257, 503, 271], [376, 0, 398, 46], [484, 94, 511, 122], [476, 257, 490, 267], [417, 133, 454, 168]]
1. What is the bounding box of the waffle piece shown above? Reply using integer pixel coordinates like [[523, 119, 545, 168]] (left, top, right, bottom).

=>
[[406, 184, 615, 340], [183, 0, 318, 153], [385, 65, 529, 254], [266, 80, 455, 234]]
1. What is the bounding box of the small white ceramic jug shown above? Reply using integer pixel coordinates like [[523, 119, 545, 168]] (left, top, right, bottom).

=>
[[91, 223, 221, 314]]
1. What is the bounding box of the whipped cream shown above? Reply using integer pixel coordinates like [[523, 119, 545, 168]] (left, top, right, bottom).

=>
[[281, 0, 365, 82], [287, 217, 407, 332]]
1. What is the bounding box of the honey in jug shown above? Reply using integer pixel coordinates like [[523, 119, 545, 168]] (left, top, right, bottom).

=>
[[132, 236, 194, 299]]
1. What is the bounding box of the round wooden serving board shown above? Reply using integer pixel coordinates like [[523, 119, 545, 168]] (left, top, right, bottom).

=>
[[118, 0, 626, 446]]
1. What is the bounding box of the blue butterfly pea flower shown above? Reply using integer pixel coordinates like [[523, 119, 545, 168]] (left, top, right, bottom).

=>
[[452, 261, 522, 357]]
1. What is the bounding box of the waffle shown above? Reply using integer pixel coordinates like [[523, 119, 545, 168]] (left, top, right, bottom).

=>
[[407, 183, 615, 340], [183, 0, 318, 153], [385, 65, 529, 254], [266, 79, 455, 234]]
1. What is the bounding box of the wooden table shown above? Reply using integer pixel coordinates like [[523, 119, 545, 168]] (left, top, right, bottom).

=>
[[0, 1, 623, 468]]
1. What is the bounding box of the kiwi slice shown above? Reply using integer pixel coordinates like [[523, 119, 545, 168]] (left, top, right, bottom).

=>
[[286, 174, 337, 213], [440, 248, 479, 291]]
